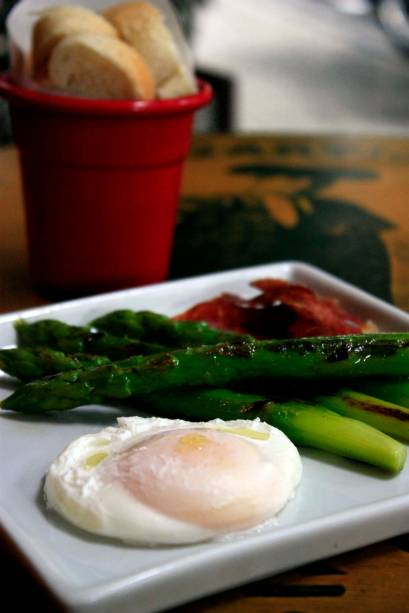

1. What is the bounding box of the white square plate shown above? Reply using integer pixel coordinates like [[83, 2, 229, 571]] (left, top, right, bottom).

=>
[[1, 261, 409, 613]]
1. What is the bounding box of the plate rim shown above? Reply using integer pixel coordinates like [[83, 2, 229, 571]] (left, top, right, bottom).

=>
[[0, 259, 407, 324]]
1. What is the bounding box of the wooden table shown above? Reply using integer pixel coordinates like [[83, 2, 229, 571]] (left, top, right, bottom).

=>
[[1, 135, 409, 611]]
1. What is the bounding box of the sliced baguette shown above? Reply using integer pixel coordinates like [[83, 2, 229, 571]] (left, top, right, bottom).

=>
[[33, 5, 119, 80], [48, 31, 155, 100], [157, 65, 198, 99], [104, 2, 196, 97]]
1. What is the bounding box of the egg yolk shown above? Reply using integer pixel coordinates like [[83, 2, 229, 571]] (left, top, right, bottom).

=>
[[104, 428, 280, 531]]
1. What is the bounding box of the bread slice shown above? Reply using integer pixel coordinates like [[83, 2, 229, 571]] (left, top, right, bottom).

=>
[[157, 65, 198, 99], [33, 5, 118, 80], [48, 31, 155, 100], [103, 2, 196, 97]]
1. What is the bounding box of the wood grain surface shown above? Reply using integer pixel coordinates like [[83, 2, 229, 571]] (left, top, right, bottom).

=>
[[1, 135, 409, 612], [175, 135, 409, 310]]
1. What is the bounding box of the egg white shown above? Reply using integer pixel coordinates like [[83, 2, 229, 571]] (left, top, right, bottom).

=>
[[44, 416, 302, 545]]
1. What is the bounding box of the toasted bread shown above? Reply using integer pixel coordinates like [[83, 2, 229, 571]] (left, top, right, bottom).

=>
[[33, 5, 118, 80], [48, 31, 155, 100], [104, 2, 196, 97]]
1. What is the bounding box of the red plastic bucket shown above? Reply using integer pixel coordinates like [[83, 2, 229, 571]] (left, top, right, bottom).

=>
[[0, 76, 212, 296]]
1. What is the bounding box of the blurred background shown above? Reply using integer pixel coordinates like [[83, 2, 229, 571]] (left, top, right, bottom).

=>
[[192, 0, 409, 133], [1, 0, 409, 138]]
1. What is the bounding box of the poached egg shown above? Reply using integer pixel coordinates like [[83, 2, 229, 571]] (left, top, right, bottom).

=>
[[44, 416, 302, 545]]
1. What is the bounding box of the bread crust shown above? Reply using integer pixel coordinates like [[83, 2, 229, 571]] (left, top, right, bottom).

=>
[[48, 31, 155, 100], [33, 5, 118, 80]]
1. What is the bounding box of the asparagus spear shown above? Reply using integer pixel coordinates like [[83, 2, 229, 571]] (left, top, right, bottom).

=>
[[15, 319, 166, 360], [349, 378, 409, 409], [15, 319, 84, 349], [91, 309, 239, 346], [4, 344, 409, 439], [0, 348, 111, 382], [138, 388, 406, 473], [3, 333, 409, 413], [319, 389, 409, 441], [1, 340, 405, 470]]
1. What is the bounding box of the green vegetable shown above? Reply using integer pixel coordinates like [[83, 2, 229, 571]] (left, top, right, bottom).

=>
[[91, 309, 239, 346], [0, 347, 111, 382], [3, 333, 409, 413], [1, 355, 143, 412], [138, 388, 406, 473], [15, 319, 166, 359], [15, 318, 83, 349], [350, 378, 409, 409], [140, 388, 267, 421], [319, 389, 409, 442]]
